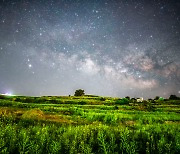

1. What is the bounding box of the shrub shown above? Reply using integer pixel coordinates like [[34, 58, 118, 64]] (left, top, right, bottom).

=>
[[141, 101, 155, 111], [0, 95, 5, 99], [159, 97, 164, 101], [100, 97, 106, 101], [115, 98, 129, 105], [125, 96, 130, 100], [169, 95, 180, 100], [79, 101, 86, 105], [22, 97, 34, 103], [154, 96, 160, 100]]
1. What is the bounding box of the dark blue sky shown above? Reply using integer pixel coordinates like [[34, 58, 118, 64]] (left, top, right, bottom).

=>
[[0, 0, 180, 98]]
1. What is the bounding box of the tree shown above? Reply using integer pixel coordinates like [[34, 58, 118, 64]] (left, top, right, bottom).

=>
[[159, 97, 164, 101], [154, 96, 159, 100], [169, 95, 180, 100], [125, 96, 130, 100], [74, 89, 85, 96]]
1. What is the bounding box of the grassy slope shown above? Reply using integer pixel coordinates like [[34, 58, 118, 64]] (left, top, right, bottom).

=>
[[0, 95, 180, 153]]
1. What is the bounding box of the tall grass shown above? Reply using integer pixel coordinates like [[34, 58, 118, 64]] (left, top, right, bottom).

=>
[[0, 117, 179, 154], [0, 96, 180, 153]]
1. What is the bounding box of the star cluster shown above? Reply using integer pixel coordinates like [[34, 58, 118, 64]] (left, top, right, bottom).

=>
[[0, 0, 180, 98]]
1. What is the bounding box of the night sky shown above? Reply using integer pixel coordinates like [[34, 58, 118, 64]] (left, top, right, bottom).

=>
[[0, 0, 180, 98]]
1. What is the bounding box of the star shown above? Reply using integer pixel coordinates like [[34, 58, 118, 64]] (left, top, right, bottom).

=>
[[28, 64, 32, 68], [0, 0, 179, 98]]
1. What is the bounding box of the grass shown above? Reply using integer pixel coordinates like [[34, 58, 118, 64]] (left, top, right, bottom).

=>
[[0, 95, 180, 153]]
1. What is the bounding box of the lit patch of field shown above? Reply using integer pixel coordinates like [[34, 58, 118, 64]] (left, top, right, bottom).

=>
[[0, 107, 75, 124]]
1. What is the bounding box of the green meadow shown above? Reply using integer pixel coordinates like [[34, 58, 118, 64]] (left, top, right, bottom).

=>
[[0, 95, 180, 153]]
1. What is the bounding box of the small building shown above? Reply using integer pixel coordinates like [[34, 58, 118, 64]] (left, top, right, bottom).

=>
[[137, 97, 143, 102]]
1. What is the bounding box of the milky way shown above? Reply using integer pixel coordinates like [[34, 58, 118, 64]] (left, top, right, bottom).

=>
[[0, 0, 180, 98]]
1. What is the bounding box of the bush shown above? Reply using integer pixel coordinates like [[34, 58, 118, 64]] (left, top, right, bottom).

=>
[[154, 96, 160, 100], [142, 101, 155, 111], [79, 101, 86, 105], [14, 97, 22, 102], [100, 97, 106, 101], [115, 98, 129, 105], [125, 96, 130, 100], [0, 95, 5, 99], [169, 95, 180, 100], [22, 97, 34, 103], [159, 97, 164, 101]]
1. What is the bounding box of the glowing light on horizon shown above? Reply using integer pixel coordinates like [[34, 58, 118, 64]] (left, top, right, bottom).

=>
[[1, 92, 14, 96]]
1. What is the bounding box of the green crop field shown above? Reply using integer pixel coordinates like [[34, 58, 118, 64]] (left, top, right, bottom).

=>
[[0, 94, 180, 154]]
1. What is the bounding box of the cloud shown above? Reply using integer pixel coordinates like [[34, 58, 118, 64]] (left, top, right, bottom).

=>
[[77, 58, 100, 75], [123, 77, 158, 89], [123, 51, 154, 71]]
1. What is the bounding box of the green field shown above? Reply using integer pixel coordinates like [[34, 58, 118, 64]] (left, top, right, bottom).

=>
[[0, 95, 180, 154]]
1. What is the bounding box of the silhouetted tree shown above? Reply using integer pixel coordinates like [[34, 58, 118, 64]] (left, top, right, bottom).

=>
[[154, 96, 159, 100], [74, 89, 85, 96], [125, 96, 130, 100], [169, 95, 179, 100]]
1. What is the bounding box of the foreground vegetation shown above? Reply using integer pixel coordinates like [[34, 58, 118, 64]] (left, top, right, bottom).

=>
[[0, 94, 180, 153]]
